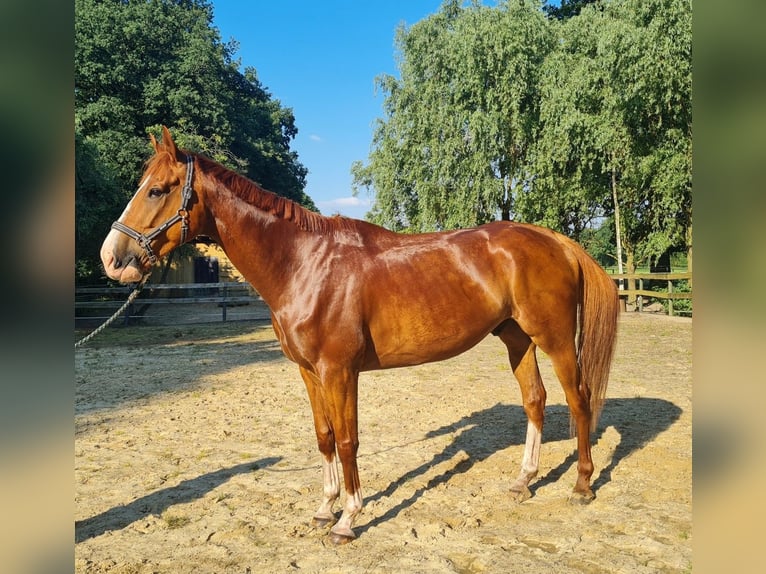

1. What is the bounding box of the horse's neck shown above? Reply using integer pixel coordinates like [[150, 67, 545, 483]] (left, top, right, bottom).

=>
[[204, 186, 309, 307]]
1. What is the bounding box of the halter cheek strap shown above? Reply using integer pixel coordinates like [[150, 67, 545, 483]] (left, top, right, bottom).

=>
[[111, 154, 195, 265]]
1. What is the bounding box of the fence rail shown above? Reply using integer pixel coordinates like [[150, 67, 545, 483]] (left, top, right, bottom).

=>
[[76, 273, 692, 329], [609, 272, 692, 316], [75, 282, 262, 324]]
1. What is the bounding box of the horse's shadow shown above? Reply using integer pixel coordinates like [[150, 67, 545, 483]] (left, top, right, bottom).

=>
[[76, 398, 682, 543], [75, 456, 281, 543], [358, 397, 682, 535]]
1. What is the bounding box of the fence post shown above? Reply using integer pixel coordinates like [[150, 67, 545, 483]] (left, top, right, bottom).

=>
[[668, 279, 674, 317], [638, 278, 643, 313], [221, 283, 228, 322]]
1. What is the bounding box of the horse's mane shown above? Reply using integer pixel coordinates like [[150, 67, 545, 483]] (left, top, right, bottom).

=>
[[191, 153, 356, 234]]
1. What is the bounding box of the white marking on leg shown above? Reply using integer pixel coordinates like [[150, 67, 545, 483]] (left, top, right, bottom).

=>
[[520, 420, 542, 479], [315, 454, 340, 522], [512, 421, 541, 494], [331, 487, 363, 540]]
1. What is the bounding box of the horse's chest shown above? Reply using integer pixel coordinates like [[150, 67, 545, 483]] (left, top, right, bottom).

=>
[[270, 307, 348, 368]]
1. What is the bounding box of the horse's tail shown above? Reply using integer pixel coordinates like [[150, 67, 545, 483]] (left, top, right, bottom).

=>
[[571, 242, 620, 433]]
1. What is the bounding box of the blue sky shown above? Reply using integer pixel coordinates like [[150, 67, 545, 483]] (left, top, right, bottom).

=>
[[212, 2, 445, 219]]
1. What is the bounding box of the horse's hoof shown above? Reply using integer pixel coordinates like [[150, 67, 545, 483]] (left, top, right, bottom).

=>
[[510, 486, 532, 503], [568, 490, 595, 505], [312, 514, 336, 528], [328, 528, 356, 545]]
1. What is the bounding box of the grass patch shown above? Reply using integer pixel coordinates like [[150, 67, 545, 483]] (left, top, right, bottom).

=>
[[161, 511, 191, 529]]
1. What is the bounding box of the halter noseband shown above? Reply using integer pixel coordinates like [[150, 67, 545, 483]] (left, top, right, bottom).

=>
[[111, 154, 194, 265]]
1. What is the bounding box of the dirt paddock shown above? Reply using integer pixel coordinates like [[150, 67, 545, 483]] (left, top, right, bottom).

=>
[[75, 311, 691, 573]]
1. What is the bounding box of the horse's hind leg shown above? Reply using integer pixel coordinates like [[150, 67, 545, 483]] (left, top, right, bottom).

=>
[[545, 343, 595, 503], [517, 293, 596, 503], [495, 320, 546, 502]]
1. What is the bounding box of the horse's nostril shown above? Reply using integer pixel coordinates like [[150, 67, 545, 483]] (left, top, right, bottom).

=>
[[113, 256, 123, 270]]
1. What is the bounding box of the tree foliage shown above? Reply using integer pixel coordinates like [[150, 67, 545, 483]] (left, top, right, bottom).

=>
[[75, 0, 313, 280], [543, 0, 597, 20], [75, 128, 124, 282], [532, 0, 692, 268], [353, 0, 553, 231], [355, 0, 692, 272]]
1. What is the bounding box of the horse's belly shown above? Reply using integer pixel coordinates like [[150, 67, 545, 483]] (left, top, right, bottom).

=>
[[364, 309, 501, 370], [370, 338, 486, 369]]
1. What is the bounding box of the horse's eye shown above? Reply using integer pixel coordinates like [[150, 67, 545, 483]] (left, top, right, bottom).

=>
[[148, 187, 164, 198]]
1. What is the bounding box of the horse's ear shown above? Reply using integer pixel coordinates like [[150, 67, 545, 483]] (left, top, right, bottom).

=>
[[149, 132, 159, 152], [161, 125, 182, 159]]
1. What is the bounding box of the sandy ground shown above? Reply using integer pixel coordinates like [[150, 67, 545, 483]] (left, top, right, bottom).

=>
[[75, 310, 691, 573]]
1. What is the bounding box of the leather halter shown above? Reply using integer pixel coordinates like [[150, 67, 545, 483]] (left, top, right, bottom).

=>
[[111, 154, 194, 265]]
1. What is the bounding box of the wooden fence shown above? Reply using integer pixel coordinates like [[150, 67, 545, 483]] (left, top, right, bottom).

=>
[[610, 272, 692, 316], [76, 273, 692, 329], [75, 282, 263, 325]]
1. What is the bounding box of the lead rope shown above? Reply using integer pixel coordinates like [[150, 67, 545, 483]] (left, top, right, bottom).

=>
[[74, 276, 149, 349]]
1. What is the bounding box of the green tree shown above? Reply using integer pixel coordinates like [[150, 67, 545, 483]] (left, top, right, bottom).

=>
[[75, 129, 125, 282], [354, 0, 553, 231], [355, 0, 690, 282], [528, 5, 632, 246], [531, 0, 691, 275], [75, 0, 313, 280], [543, 0, 597, 20], [615, 0, 692, 274]]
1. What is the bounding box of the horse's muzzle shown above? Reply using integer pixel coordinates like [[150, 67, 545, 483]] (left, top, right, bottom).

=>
[[100, 229, 149, 283]]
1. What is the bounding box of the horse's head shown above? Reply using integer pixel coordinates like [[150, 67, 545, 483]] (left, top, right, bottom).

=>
[[100, 127, 201, 283]]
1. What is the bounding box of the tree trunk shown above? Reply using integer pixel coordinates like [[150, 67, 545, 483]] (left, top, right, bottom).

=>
[[611, 165, 626, 311], [625, 247, 637, 307], [500, 174, 512, 221]]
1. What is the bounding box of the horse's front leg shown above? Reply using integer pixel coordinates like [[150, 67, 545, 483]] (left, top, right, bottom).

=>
[[299, 367, 340, 527], [316, 363, 363, 545], [300, 364, 364, 542], [315, 454, 341, 527], [329, 445, 363, 545]]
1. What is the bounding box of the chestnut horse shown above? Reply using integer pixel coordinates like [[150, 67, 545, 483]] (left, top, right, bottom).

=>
[[101, 127, 619, 545]]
